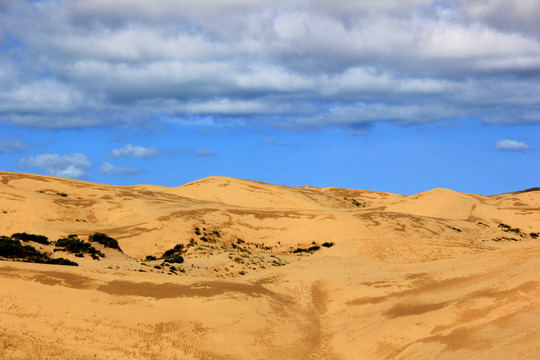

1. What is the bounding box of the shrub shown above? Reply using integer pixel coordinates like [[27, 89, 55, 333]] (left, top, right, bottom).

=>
[[292, 245, 321, 254], [163, 244, 184, 258], [0, 236, 42, 258], [166, 255, 184, 264], [89, 232, 120, 250], [530, 232, 539, 239], [56, 236, 104, 259], [11, 233, 50, 245], [322, 242, 335, 248], [145, 255, 157, 261], [0, 236, 77, 266]]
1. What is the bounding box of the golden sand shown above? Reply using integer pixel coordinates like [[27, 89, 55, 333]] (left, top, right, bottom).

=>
[[1, 171, 539, 359]]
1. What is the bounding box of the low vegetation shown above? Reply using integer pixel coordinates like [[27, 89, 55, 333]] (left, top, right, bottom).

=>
[[292, 245, 321, 254], [447, 226, 462, 232], [162, 244, 185, 264], [492, 236, 520, 242], [11, 232, 50, 245], [55, 234, 104, 260], [345, 198, 367, 208], [89, 232, 121, 250], [498, 223, 527, 238], [0, 235, 78, 266]]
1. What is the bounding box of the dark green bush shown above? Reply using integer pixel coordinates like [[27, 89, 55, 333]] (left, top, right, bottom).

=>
[[0, 236, 77, 266], [0, 236, 42, 258], [56, 236, 104, 259], [11, 233, 50, 245], [530, 232, 538, 239], [292, 245, 321, 254], [322, 242, 335, 248], [145, 255, 157, 261], [166, 255, 184, 264], [89, 232, 120, 250], [163, 244, 184, 258]]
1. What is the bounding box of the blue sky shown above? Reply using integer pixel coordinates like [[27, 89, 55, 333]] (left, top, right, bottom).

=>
[[0, 0, 539, 195]]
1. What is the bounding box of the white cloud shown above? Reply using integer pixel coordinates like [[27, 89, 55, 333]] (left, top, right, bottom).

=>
[[0, 0, 539, 130], [494, 139, 530, 151], [19, 153, 91, 178], [0, 139, 27, 153], [110, 144, 158, 158], [100, 162, 142, 175]]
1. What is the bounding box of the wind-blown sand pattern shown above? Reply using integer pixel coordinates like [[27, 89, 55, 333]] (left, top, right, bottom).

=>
[[1, 171, 539, 359]]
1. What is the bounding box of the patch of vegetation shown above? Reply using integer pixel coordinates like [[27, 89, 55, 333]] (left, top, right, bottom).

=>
[[11, 232, 50, 245], [55, 235, 104, 260], [530, 232, 539, 239], [322, 242, 335, 248], [345, 198, 367, 208], [498, 223, 527, 238], [477, 222, 489, 227], [0, 236, 77, 266], [145, 255, 157, 261], [166, 255, 184, 263], [448, 226, 462, 233], [492, 236, 519, 242], [1, 236, 44, 259], [292, 245, 321, 254], [56, 192, 68, 197], [193, 226, 221, 243], [163, 244, 184, 257], [162, 244, 185, 264], [89, 232, 121, 250]]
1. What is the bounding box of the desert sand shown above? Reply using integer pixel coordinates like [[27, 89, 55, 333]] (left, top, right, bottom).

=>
[[1, 171, 539, 359]]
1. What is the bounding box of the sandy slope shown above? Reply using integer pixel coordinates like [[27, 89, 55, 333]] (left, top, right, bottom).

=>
[[0, 171, 539, 359]]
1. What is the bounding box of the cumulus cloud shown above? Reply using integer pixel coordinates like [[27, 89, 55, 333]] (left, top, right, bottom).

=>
[[0, 138, 27, 153], [19, 153, 91, 178], [100, 162, 142, 175], [0, 0, 539, 129], [110, 144, 158, 158], [494, 139, 530, 151]]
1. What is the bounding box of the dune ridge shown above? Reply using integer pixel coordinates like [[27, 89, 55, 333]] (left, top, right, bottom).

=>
[[1, 171, 539, 359]]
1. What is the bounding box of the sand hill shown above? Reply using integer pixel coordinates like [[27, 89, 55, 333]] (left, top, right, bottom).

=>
[[0, 171, 539, 359]]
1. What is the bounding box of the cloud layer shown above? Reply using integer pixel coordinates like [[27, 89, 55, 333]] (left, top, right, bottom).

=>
[[0, 0, 539, 130]]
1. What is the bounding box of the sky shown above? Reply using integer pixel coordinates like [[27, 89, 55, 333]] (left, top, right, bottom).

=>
[[0, 0, 539, 195]]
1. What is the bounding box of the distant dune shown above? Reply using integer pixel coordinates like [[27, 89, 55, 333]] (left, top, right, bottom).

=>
[[1, 171, 539, 359]]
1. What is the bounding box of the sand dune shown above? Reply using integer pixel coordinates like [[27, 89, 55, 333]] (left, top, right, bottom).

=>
[[1, 171, 539, 359]]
